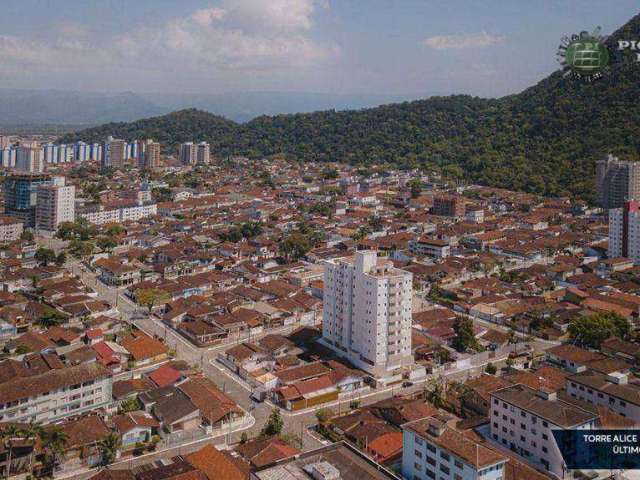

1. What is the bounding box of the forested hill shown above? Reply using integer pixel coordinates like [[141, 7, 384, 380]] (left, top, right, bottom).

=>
[[60, 13, 640, 201]]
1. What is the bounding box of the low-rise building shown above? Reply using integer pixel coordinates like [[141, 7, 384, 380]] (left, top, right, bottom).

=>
[[0, 362, 112, 424], [402, 414, 507, 480], [490, 384, 597, 478]]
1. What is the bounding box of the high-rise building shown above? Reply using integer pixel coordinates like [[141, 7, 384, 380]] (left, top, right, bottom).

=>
[[4, 173, 52, 226], [608, 200, 640, 259], [43, 143, 57, 164], [179, 142, 197, 165], [15, 143, 44, 173], [0, 147, 16, 167], [56, 144, 72, 164], [103, 136, 126, 170], [36, 177, 75, 232], [136, 139, 161, 169], [432, 194, 465, 218], [0, 136, 10, 149], [197, 141, 210, 164], [90, 143, 102, 162], [596, 154, 640, 210], [74, 141, 90, 162], [322, 250, 413, 379]]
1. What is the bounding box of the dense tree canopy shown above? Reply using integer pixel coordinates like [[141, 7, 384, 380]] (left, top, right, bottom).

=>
[[59, 15, 640, 201]]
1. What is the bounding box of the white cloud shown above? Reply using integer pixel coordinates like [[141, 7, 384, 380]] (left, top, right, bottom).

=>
[[0, 0, 336, 83], [221, 0, 318, 31], [422, 31, 506, 50], [191, 8, 226, 26]]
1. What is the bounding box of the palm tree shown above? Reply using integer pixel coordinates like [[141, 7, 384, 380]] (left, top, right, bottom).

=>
[[40, 426, 68, 475], [1, 424, 20, 480], [98, 433, 121, 466]]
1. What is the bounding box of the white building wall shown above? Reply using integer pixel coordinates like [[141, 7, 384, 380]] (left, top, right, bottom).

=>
[[322, 251, 412, 378], [489, 395, 594, 479], [566, 380, 640, 422], [402, 428, 505, 480]]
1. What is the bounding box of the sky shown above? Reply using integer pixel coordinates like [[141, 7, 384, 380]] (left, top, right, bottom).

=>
[[0, 0, 637, 98]]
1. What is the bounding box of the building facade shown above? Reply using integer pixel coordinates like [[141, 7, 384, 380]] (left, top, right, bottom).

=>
[[322, 250, 413, 379], [0, 216, 23, 242], [596, 154, 640, 210], [179, 142, 197, 165], [608, 200, 640, 260], [35, 177, 75, 232], [0, 363, 112, 424], [432, 195, 465, 218], [197, 142, 210, 164], [402, 416, 507, 480], [15, 143, 44, 173], [4, 173, 52, 227], [103, 136, 126, 170], [490, 384, 596, 478]]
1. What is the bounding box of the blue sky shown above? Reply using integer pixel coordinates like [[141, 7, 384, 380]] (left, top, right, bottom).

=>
[[0, 0, 636, 97]]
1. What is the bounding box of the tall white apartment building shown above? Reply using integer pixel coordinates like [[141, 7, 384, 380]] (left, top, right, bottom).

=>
[[35, 176, 75, 232], [15, 143, 44, 173], [490, 384, 597, 478], [197, 141, 210, 164], [322, 250, 413, 379], [402, 415, 507, 480], [609, 200, 640, 260]]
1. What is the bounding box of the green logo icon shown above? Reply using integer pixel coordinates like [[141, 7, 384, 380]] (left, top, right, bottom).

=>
[[557, 28, 609, 81]]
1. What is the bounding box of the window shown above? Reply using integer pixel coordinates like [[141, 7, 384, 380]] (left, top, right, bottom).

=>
[[415, 437, 424, 446], [415, 450, 423, 459], [542, 421, 548, 427], [440, 452, 450, 462], [427, 444, 436, 453], [426, 456, 436, 467], [520, 423, 526, 430], [542, 433, 548, 440], [425, 470, 435, 479], [542, 446, 548, 453], [454, 460, 463, 469], [493, 422, 498, 428], [439, 465, 450, 475], [520, 412, 526, 418], [414, 462, 422, 471]]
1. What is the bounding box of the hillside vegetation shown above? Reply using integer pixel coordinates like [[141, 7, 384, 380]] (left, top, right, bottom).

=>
[[60, 13, 640, 201]]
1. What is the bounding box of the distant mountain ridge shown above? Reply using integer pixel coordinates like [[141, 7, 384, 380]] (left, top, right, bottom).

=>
[[0, 89, 415, 125], [59, 13, 640, 200]]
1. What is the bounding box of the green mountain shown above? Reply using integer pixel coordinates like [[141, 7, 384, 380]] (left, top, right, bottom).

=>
[[60, 13, 640, 201]]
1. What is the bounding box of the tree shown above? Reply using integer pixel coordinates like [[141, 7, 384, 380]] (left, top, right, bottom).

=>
[[40, 426, 68, 474], [260, 408, 284, 437], [20, 230, 34, 242], [315, 408, 334, 425], [407, 178, 423, 198], [55, 252, 67, 266], [485, 362, 497, 375], [424, 378, 447, 409], [279, 233, 311, 262], [35, 247, 56, 266], [118, 396, 142, 414], [568, 312, 630, 349], [98, 432, 122, 466], [451, 316, 480, 353], [136, 288, 170, 313], [97, 236, 118, 252]]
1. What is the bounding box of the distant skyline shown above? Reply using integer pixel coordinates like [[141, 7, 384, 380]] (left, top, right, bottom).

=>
[[0, 1, 637, 98]]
